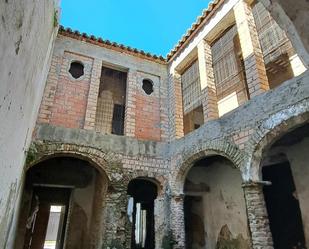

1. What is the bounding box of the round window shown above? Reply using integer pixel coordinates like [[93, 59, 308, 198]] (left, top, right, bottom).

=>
[[69, 61, 84, 79], [142, 79, 154, 95]]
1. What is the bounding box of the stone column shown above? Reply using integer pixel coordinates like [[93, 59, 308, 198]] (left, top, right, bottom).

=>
[[154, 196, 167, 249], [168, 72, 184, 139], [84, 58, 102, 130], [243, 182, 274, 249], [234, 0, 270, 98], [170, 194, 185, 249], [197, 39, 219, 121], [124, 69, 137, 137], [102, 188, 129, 249]]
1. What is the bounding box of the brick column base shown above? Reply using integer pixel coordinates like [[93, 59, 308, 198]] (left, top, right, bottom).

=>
[[243, 182, 274, 249], [170, 194, 185, 249]]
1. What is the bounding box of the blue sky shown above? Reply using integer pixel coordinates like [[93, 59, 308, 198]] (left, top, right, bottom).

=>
[[60, 0, 211, 56]]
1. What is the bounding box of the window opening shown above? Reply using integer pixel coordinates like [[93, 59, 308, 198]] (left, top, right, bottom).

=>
[[252, 1, 296, 88], [112, 104, 125, 135], [142, 79, 154, 95], [181, 60, 204, 135], [95, 67, 127, 135], [68, 61, 84, 79], [211, 25, 248, 102], [181, 60, 202, 114], [252, 2, 294, 65], [183, 105, 204, 135]]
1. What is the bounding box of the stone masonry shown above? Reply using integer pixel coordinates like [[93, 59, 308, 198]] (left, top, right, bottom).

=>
[[1, 0, 309, 248]]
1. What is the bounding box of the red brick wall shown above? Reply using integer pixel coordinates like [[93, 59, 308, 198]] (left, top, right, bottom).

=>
[[39, 50, 164, 141], [134, 73, 161, 141], [38, 52, 93, 129], [135, 94, 161, 141]]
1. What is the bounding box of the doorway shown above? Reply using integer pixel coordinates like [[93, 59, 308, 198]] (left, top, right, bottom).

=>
[[15, 156, 107, 249], [263, 162, 306, 249], [23, 187, 70, 249], [127, 179, 157, 249]]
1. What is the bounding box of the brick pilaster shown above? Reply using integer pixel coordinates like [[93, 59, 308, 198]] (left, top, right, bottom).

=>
[[170, 194, 185, 249], [124, 69, 137, 137], [197, 40, 219, 121], [37, 55, 62, 124], [234, 0, 270, 98], [168, 72, 184, 140], [84, 58, 102, 130], [243, 182, 274, 249]]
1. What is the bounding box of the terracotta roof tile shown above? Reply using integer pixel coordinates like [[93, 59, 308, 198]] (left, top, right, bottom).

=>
[[59, 0, 222, 63], [58, 26, 167, 64]]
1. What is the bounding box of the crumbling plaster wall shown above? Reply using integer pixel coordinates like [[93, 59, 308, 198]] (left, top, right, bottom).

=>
[[185, 161, 250, 249], [0, 0, 59, 248]]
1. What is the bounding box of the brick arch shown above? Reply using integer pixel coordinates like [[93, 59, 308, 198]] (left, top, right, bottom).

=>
[[25, 142, 117, 249], [123, 171, 167, 197], [172, 140, 244, 194], [26, 142, 122, 183], [243, 102, 309, 182]]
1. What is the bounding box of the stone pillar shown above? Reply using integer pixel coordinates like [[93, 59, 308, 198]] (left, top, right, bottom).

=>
[[243, 182, 274, 249], [197, 39, 219, 122], [170, 194, 185, 249], [169, 72, 184, 140], [102, 188, 129, 249], [234, 0, 270, 98], [124, 69, 137, 137], [84, 58, 102, 130], [154, 196, 167, 249]]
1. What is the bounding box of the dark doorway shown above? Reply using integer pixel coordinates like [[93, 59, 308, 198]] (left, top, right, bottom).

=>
[[127, 179, 157, 249], [263, 162, 306, 249], [23, 187, 70, 249], [16, 157, 106, 249], [184, 195, 205, 249]]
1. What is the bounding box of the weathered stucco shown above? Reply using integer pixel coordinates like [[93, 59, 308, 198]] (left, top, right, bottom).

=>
[[185, 159, 250, 249], [0, 0, 59, 248]]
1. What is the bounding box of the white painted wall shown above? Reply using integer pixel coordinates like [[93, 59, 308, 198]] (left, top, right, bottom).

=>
[[0, 1, 59, 247]]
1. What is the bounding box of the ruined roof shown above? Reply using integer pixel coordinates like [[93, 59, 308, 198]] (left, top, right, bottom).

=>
[[58, 26, 167, 64], [59, 0, 221, 63]]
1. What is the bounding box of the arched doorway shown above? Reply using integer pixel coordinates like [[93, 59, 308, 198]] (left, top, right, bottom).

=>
[[127, 179, 158, 249], [260, 123, 309, 248], [183, 155, 250, 249], [14, 156, 108, 249]]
